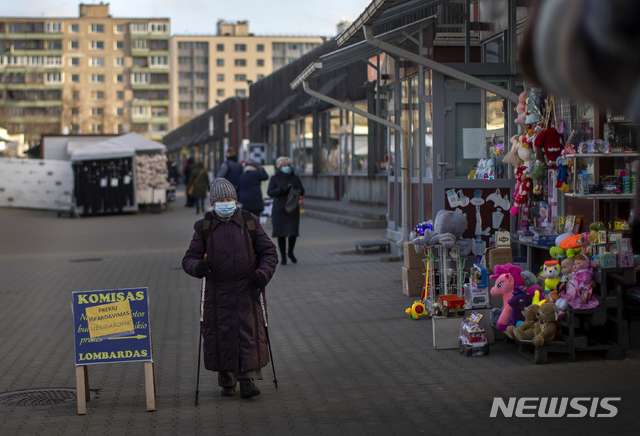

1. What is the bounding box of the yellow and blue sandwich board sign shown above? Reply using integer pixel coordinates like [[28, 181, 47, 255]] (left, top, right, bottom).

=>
[[73, 288, 152, 365]]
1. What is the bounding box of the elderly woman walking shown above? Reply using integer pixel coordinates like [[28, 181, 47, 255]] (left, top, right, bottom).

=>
[[267, 157, 305, 265], [182, 178, 278, 398]]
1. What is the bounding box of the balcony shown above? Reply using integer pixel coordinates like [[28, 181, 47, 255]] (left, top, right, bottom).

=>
[[4, 33, 63, 40]]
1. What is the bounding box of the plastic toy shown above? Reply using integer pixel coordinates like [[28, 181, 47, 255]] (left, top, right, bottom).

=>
[[433, 294, 466, 317], [542, 260, 561, 293], [405, 300, 428, 320], [562, 253, 598, 309], [489, 263, 524, 331], [458, 312, 490, 357]]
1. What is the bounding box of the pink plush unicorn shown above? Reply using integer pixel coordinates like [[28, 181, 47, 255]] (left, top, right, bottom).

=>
[[490, 263, 524, 331]]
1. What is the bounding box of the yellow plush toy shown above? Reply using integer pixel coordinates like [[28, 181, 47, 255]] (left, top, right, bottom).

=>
[[542, 260, 561, 294]]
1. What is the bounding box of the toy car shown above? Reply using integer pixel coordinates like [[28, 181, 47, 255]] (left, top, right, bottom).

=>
[[433, 294, 466, 317], [458, 317, 490, 357]]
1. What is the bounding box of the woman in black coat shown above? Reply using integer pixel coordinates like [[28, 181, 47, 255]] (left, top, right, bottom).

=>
[[267, 156, 305, 265], [237, 161, 269, 217]]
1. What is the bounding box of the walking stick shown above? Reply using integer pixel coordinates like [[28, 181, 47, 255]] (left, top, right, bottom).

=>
[[259, 291, 278, 388], [195, 255, 207, 406]]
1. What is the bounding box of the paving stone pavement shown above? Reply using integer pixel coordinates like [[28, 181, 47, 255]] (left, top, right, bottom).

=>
[[1, 192, 640, 435]]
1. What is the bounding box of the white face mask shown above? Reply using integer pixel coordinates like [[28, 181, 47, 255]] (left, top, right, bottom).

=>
[[214, 201, 237, 217]]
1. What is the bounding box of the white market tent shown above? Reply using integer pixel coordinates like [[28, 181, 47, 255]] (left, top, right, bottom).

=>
[[70, 133, 166, 161]]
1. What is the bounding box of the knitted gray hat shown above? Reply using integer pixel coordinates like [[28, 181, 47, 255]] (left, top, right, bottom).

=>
[[209, 178, 237, 205]]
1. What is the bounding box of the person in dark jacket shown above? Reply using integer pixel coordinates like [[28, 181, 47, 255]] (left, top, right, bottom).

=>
[[184, 157, 196, 207], [237, 160, 268, 216], [182, 178, 278, 398], [267, 156, 305, 265], [187, 161, 211, 214], [216, 149, 244, 189]]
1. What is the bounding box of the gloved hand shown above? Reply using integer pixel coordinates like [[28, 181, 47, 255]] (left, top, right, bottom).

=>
[[251, 270, 267, 289], [195, 259, 211, 278]]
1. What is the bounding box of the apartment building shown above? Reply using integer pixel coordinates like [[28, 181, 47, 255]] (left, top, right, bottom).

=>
[[0, 3, 170, 145], [171, 20, 325, 129]]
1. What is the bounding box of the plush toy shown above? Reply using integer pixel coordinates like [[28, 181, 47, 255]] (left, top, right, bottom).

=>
[[510, 166, 533, 216], [412, 210, 473, 256], [489, 263, 524, 331], [532, 303, 559, 347], [542, 260, 561, 293], [517, 139, 536, 168], [562, 253, 599, 309], [503, 135, 525, 167], [555, 156, 570, 191], [534, 127, 565, 166], [510, 304, 541, 341], [552, 233, 582, 258], [507, 289, 533, 328], [514, 91, 528, 126], [532, 289, 548, 306], [405, 300, 428, 320]]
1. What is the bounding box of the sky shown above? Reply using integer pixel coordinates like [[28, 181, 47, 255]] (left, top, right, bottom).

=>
[[3, 0, 373, 37]]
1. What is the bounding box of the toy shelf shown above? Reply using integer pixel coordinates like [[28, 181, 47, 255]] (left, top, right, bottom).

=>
[[571, 152, 640, 157], [564, 193, 635, 199]]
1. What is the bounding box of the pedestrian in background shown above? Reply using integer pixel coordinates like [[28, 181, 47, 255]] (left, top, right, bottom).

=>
[[238, 160, 269, 217], [184, 157, 196, 207], [182, 178, 278, 398], [267, 156, 305, 265], [187, 161, 211, 215], [216, 148, 244, 189]]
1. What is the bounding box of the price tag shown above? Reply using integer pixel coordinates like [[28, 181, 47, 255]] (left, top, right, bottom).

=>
[[124, 175, 131, 185], [100, 178, 108, 188], [110, 178, 119, 188]]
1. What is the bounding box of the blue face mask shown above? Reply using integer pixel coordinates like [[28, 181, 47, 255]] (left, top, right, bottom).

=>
[[282, 166, 293, 174], [214, 201, 237, 217]]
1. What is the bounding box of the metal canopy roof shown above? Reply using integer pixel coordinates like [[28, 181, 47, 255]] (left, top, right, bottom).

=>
[[266, 93, 299, 120], [302, 73, 347, 107], [291, 15, 436, 89]]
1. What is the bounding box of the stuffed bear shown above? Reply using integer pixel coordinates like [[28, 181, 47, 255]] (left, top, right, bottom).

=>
[[412, 210, 473, 256], [532, 303, 559, 347], [510, 304, 540, 340], [503, 135, 525, 167], [534, 127, 565, 165]]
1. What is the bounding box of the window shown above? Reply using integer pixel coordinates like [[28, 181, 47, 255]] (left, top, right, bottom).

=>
[[92, 91, 105, 100], [257, 59, 264, 67], [91, 74, 105, 83], [178, 87, 190, 94], [178, 57, 191, 65], [90, 41, 104, 50], [45, 72, 62, 83], [149, 40, 168, 50], [73, 91, 81, 100], [114, 41, 124, 50], [71, 108, 79, 116], [132, 57, 147, 67], [217, 89, 224, 97], [235, 74, 246, 82], [195, 42, 207, 50], [216, 44, 224, 52], [133, 106, 149, 117], [70, 41, 79, 50], [217, 74, 224, 82], [91, 124, 102, 133], [150, 73, 169, 83], [195, 102, 208, 110], [179, 102, 192, 110], [178, 42, 192, 50], [195, 72, 208, 80], [273, 57, 284, 67], [92, 108, 104, 116], [287, 57, 297, 64], [70, 57, 80, 67], [115, 74, 124, 83], [48, 41, 62, 50], [195, 57, 208, 65], [149, 23, 168, 33], [45, 56, 62, 66], [115, 57, 124, 67], [305, 43, 318, 50], [71, 74, 80, 83], [288, 44, 298, 51], [45, 22, 61, 33], [257, 44, 264, 52], [117, 124, 125, 133], [149, 56, 168, 66], [116, 91, 125, 100], [90, 24, 104, 33], [90, 57, 105, 67], [131, 73, 150, 84], [234, 44, 246, 52], [179, 72, 192, 79], [72, 124, 80, 133], [132, 39, 148, 50], [114, 24, 125, 34], [235, 59, 246, 67], [272, 43, 284, 51], [235, 89, 246, 97], [195, 87, 207, 95], [151, 107, 167, 117], [257, 74, 264, 81], [116, 107, 124, 116], [28, 56, 43, 66], [216, 59, 224, 67], [150, 123, 167, 132], [70, 24, 79, 33]]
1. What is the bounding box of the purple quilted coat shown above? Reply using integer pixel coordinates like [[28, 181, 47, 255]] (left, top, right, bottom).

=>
[[182, 209, 278, 373]]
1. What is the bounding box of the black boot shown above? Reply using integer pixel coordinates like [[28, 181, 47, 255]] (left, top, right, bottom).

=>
[[221, 386, 236, 397], [278, 237, 287, 265], [239, 379, 260, 398], [288, 253, 297, 263]]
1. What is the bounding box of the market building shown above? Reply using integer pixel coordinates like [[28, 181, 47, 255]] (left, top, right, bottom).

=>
[[0, 3, 170, 145]]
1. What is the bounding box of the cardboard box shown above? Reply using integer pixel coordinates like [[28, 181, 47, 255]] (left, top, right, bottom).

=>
[[495, 231, 511, 248], [485, 247, 513, 274], [402, 266, 425, 296], [464, 283, 489, 308], [403, 242, 425, 269]]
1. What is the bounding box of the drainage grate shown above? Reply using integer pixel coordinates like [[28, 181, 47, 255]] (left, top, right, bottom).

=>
[[0, 389, 94, 407], [67, 258, 106, 263]]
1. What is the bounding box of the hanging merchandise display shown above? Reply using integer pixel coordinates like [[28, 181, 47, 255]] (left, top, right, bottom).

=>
[[136, 153, 170, 206], [72, 158, 136, 215]]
